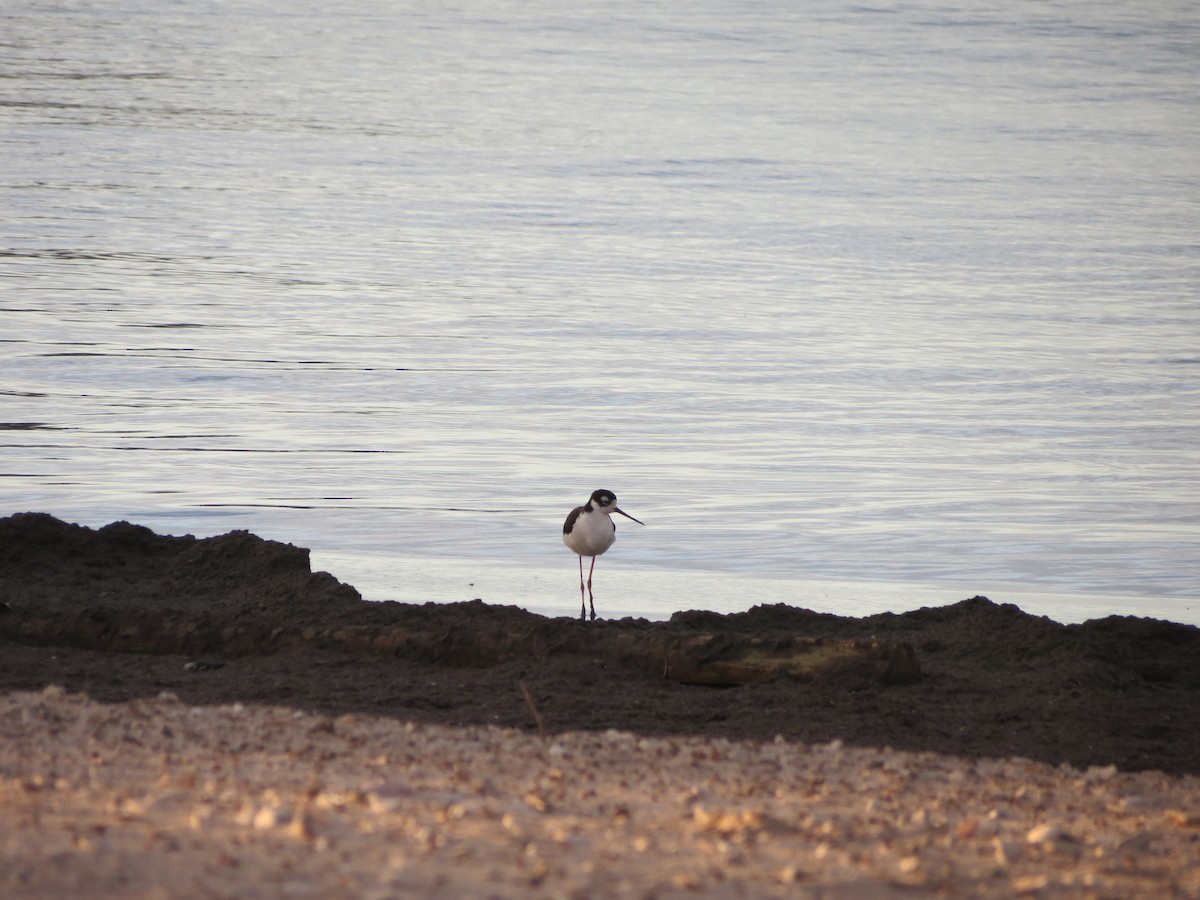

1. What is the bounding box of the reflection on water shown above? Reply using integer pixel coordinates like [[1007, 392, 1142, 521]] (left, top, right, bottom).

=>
[[2, 0, 1199, 625]]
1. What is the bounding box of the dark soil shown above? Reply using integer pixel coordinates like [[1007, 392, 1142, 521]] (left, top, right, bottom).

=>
[[2, 512, 1198, 775]]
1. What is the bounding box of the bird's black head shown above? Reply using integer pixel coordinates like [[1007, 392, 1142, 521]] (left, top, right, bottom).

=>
[[590, 489, 616, 508]]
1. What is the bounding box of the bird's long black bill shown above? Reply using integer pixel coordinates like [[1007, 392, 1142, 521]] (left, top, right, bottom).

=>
[[614, 507, 645, 526]]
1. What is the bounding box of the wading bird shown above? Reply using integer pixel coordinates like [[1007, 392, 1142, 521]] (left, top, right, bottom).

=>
[[562, 489, 644, 621]]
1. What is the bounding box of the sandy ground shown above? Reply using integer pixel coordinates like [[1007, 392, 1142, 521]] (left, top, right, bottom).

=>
[[3, 687, 1199, 898], [2, 513, 1199, 897]]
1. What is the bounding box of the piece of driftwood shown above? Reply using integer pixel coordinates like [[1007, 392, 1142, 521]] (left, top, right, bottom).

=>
[[617, 633, 922, 686]]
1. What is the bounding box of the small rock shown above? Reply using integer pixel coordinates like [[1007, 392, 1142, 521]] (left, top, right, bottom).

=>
[[994, 838, 1022, 865], [670, 872, 700, 890], [1164, 809, 1200, 829], [1012, 874, 1049, 893], [1084, 764, 1117, 783], [1026, 823, 1069, 845], [368, 783, 414, 814], [183, 660, 225, 672], [1116, 830, 1154, 856], [288, 807, 314, 841], [524, 792, 549, 813], [501, 813, 525, 838], [254, 807, 284, 830], [692, 805, 761, 837]]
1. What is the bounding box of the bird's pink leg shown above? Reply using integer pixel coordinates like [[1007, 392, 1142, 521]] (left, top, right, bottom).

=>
[[578, 555, 586, 621], [587, 556, 598, 621]]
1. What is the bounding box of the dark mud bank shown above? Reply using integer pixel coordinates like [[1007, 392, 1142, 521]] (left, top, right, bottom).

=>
[[2, 512, 1197, 775]]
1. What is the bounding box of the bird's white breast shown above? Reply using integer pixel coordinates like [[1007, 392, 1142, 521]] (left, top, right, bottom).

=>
[[563, 510, 617, 558]]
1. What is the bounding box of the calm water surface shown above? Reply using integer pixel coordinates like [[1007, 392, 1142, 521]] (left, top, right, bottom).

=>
[[3, 1, 1198, 624]]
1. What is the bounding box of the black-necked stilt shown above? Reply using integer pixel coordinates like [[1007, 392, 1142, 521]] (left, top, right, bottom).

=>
[[562, 489, 644, 622]]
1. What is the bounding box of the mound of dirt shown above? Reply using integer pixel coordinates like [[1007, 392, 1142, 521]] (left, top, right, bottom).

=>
[[2, 512, 1198, 775]]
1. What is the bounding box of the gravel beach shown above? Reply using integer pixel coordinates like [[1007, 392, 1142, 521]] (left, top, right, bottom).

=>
[[3, 688, 1198, 898]]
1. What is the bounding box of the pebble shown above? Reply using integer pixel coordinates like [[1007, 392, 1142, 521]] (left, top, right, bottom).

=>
[[1026, 823, 1064, 844], [253, 807, 284, 830]]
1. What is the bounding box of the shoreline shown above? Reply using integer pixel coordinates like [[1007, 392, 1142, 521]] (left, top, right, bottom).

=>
[[201, 543, 1200, 629]]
